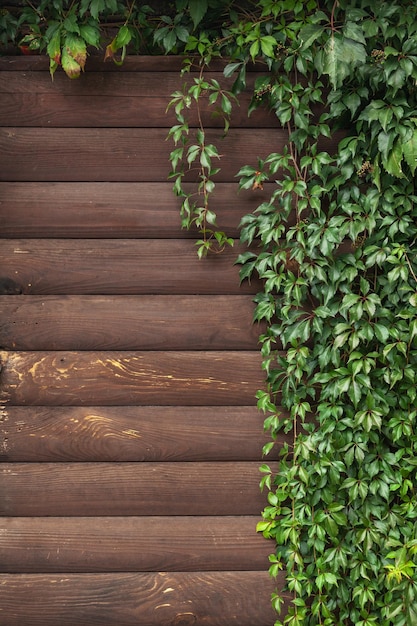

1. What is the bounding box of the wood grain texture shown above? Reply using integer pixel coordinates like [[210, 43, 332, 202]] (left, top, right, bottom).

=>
[[0, 65, 277, 128], [0, 295, 263, 350], [0, 350, 264, 407], [0, 516, 271, 573], [0, 405, 285, 462], [0, 54, 266, 73], [0, 127, 286, 182], [0, 92, 276, 129], [0, 56, 283, 625], [0, 571, 282, 626], [0, 462, 272, 516], [0, 70, 251, 97], [0, 239, 263, 295], [0, 182, 273, 239]]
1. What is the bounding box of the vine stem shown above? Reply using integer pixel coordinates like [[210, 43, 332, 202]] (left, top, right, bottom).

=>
[[196, 64, 210, 243], [330, 1, 339, 32], [404, 250, 417, 284]]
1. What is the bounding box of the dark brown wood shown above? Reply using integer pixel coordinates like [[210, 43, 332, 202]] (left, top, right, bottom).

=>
[[0, 93, 277, 128], [0, 70, 277, 128], [0, 239, 263, 295], [0, 56, 284, 625], [0, 571, 282, 626], [0, 70, 239, 96], [0, 182, 273, 239], [0, 295, 263, 350], [0, 55, 268, 73], [0, 516, 271, 572], [0, 55, 191, 72], [0, 405, 285, 462], [0, 350, 264, 406], [0, 462, 272, 516], [0, 128, 286, 182]]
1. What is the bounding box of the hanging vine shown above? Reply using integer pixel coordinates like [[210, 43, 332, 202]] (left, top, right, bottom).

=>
[[166, 2, 417, 624]]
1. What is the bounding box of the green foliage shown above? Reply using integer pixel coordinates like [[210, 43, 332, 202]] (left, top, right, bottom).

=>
[[0, 0, 241, 75], [5, 0, 417, 623], [167, 68, 236, 256], [165, 1, 417, 624]]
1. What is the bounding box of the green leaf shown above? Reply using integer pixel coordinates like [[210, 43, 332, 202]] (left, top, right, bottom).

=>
[[223, 62, 242, 78], [90, 0, 105, 20], [188, 0, 208, 28], [343, 21, 366, 45], [299, 23, 324, 49], [260, 36, 277, 58], [115, 25, 131, 48], [63, 13, 80, 35], [47, 29, 61, 65], [79, 24, 100, 48], [323, 34, 366, 89], [403, 130, 417, 175], [383, 141, 405, 178]]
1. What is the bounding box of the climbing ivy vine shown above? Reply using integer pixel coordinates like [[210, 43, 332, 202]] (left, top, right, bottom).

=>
[[2, 1, 417, 624], [167, 1, 417, 624]]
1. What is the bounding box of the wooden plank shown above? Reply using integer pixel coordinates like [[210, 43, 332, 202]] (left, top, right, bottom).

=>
[[0, 127, 286, 182], [0, 295, 262, 350], [0, 239, 263, 295], [0, 72, 277, 128], [0, 92, 275, 128], [0, 54, 267, 73], [0, 405, 284, 462], [0, 571, 282, 626], [0, 350, 264, 406], [0, 182, 273, 239], [0, 516, 271, 573], [0, 70, 256, 96], [0, 55, 192, 72], [0, 182, 270, 238], [0, 462, 271, 516]]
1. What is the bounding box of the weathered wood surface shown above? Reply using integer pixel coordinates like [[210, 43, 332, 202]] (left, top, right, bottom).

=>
[[0, 54, 263, 73], [0, 182, 273, 239], [0, 55, 281, 625], [0, 68, 277, 127], [0, 295, 263, 350], [0, 405, 284, 462], [0, 462, 271, 516], [0, 350, 264, 406], [0, 70, 254, 97], [0, 516, 271, 572], [0, 239, 262, 295], [0, 93, 276, 129], [0, 127, 285, 182], [0, 571, 282, 626]]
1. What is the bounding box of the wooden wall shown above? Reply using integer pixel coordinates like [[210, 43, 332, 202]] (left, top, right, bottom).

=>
[[0, 55, 290, 625]]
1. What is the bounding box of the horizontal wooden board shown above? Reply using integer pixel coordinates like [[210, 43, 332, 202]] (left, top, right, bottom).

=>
[[0, 239, 262, 295], [0, 405, 284, 462], [0, 350, 264, 406], [0, 182, 272, 238], [0, 462, 271, 516], [0, 295, 262, 350], [0, 70, 254, 97], [0, 93, 277, 129], [0, 516, 271, 573], [0, 127, 286, 182], [0, 54, 267, 73], [0, 571, 282, 626], [0, 70, 277, 128]]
